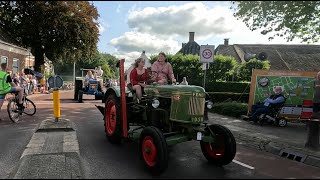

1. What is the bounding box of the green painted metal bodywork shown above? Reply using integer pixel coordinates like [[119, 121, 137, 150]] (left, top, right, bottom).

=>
[[128, 128, 215, 145], [108, 84, 207, 124], [144, 84, 206, 124], [166, 134, 189, 146], [105, 86, 131, 97]]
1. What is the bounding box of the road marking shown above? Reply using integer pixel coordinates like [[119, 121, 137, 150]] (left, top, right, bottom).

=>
[[232, 159, 255, 170]]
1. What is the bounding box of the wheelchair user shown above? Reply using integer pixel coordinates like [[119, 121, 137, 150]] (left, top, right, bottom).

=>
[[249, 86, 286, 123]]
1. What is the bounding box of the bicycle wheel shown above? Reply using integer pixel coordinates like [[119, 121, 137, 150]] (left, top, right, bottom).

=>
[[23, 98, 36, 116], [7, 99, 20, 123]]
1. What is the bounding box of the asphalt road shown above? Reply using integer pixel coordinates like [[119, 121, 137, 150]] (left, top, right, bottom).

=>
[[1, 91, 320, 179]]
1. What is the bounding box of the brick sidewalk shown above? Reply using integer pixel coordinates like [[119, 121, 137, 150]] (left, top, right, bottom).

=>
[[208, 112, 320, 168]]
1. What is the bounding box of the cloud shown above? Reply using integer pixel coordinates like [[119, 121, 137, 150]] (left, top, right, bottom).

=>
[[98, 24, 105, 34], [127, 2, 236, 40], [109, 31, 181, 68], [97, 19, 109, 34], [110, 31, 180, 55]]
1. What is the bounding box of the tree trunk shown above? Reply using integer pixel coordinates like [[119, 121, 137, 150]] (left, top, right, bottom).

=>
[[305, 121, 320, 150], [33, 46, 45, 72]]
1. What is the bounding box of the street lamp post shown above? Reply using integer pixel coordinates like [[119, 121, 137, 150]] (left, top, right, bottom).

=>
[[27, 47, 31, 69]]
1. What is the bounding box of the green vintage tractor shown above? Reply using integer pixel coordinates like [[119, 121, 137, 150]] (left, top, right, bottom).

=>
[[96, 59, 236, 175]]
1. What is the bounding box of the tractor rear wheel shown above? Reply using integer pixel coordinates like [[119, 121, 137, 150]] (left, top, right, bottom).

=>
[[200, 124, 236, 166], [139, 126, 168, 175], [104, 94, 122, 144]]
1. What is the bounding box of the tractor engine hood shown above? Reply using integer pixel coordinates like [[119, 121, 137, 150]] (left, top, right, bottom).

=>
[[144, 85, 206, 98]]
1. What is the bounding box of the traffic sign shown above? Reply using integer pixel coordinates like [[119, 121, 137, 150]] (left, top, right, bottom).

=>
[[48, 75, 64, 89], [200, 45, 215, 63]]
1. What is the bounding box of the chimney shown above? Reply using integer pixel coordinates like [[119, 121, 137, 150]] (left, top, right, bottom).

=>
[[224, 38, 229, 46], [189, 32, 195, 42]]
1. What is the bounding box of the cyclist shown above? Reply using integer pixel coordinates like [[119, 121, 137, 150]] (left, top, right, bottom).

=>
[[0, 63, 24, 112]]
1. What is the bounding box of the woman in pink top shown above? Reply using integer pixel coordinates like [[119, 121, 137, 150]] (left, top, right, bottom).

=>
[[151, 52, 176, 85]]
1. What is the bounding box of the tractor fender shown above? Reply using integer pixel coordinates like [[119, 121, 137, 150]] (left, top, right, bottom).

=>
[[103, 87, 121, 102]]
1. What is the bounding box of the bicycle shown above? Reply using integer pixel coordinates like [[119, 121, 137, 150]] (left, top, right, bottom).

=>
[[7, 88, 36, 123]]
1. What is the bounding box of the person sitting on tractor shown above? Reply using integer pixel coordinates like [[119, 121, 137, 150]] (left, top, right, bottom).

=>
[[83, 71, 95, 91], [249, 86, 285, 123], [130, 57, 149, 103], [151, 52, 176, 85]]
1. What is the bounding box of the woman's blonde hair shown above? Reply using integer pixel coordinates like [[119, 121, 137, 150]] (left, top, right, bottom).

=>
[[134, 57, 145, 68]]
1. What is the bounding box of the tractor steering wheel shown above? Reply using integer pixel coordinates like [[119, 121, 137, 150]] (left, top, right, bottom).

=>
[[139, 70, 159, 85]]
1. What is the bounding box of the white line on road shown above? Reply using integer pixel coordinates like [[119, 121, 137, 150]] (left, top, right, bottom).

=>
[[232, 159, 255, 170]]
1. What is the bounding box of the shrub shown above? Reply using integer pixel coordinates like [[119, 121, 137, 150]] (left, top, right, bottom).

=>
[[207, 92, 249, 103], [205, 82, 251, 93], [209, 102, 248, 118]]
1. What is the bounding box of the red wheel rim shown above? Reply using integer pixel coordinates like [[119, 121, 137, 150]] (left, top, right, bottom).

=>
[[105, 100, 117, 135], [205, 135, 225, 158], [142, 136, 157, 167]]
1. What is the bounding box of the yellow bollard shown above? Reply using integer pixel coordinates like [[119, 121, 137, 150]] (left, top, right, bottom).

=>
[[53, 89, 60, 121]]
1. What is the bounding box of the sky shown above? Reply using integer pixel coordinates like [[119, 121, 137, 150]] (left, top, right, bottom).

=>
[[92, 1, 320, 68]]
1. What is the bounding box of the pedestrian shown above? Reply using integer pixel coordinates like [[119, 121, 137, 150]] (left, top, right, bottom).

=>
[[305, 71, 320, 149]]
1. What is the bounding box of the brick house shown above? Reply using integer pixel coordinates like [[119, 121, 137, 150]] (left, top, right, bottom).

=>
[[0, 29, 35, 74]]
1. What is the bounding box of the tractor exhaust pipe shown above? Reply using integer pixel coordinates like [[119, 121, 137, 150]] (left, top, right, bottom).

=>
[[95, 105, 105, 115]]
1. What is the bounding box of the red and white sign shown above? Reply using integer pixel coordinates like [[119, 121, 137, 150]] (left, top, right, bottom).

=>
[[200, 45, 215, 63]]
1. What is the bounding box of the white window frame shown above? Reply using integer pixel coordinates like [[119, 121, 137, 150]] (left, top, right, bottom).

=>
[[1, 56, 8, 64], [12, 58, 19, 74]]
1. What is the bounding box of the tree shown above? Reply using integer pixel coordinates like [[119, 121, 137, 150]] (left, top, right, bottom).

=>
[[54, 51, 119, 79], [206, 55, 238, 83], [232, 1, 320, 43], [0, 1, 99, 71], [235, 59, 270, 82]]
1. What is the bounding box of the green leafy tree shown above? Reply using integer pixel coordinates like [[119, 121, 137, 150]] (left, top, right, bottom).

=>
[[206, 55, 238, 82], [0, 1, 99, 71], [54, 51, 118, 79], [232, 1, 320, 43], [235, 59, 270, 82]]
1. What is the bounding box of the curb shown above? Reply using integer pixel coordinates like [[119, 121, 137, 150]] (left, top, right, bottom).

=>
[[10, 118, 84, 179], [230, 128, 320, 169]]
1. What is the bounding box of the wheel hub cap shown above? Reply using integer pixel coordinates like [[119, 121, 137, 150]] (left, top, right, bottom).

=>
[[142, 136, 157, 167]]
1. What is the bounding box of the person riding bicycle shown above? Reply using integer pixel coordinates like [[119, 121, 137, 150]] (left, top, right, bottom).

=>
[[0, 63, 24, 113]]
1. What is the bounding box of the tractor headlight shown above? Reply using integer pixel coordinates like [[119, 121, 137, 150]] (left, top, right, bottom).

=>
[[206, 101, 213, 109], [152, 98, 160, 108]]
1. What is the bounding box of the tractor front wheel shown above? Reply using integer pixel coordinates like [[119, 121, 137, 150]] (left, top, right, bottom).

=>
[[104, 94, 122, 144], [139, 126, 168, 175], [78, 90, 83, 103], [200, 124, 236, 166]]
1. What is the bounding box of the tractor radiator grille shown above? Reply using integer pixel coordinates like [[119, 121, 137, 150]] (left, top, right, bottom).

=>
[[188, 97, 205, 116]]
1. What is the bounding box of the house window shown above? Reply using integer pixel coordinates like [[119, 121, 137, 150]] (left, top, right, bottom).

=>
[[1, 56, 8, 64], [13, 58, 19, 74]]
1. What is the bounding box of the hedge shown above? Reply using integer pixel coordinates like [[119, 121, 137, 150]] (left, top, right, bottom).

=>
[[209, 102, 248, 118], [207, 92, 249, 103], [205, 81, 251, 93]]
